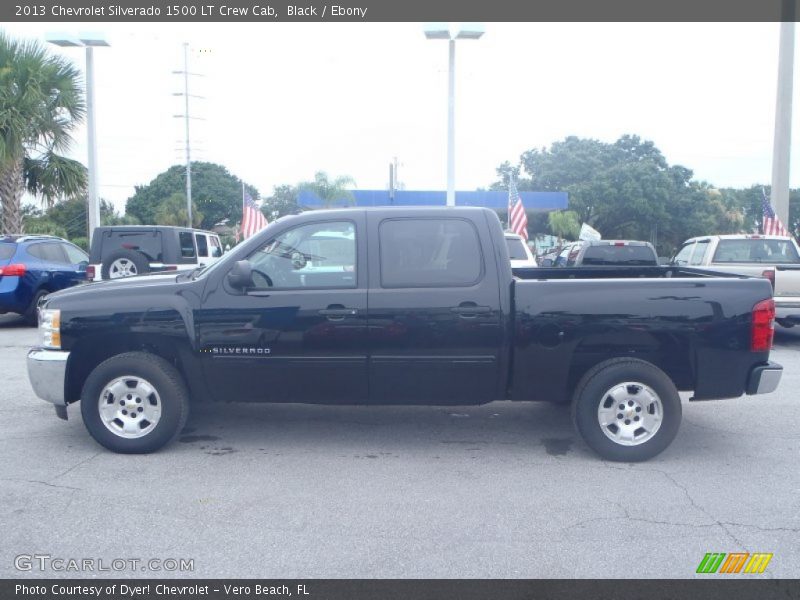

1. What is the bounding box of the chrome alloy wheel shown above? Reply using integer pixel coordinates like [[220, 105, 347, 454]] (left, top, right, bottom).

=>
[[109, 258, 138, 278], [98, 376, 162, 439], [597, 381, 663, 446]]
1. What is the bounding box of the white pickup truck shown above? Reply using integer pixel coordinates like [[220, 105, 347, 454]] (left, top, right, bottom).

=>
[[673, 234, 800, 327]]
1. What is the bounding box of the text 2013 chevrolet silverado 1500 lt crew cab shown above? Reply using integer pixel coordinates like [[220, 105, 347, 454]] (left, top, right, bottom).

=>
[[27, 207, 783, 461]]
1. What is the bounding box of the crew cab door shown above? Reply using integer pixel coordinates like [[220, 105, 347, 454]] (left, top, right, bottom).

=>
[[196, 214, 368, 403], [366, 213, 504, 404]]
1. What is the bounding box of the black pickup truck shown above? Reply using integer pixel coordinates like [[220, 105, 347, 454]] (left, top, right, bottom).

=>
[[27, 207, 782, 461]]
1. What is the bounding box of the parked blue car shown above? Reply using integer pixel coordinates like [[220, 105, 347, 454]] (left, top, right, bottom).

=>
[[0, 235, 89, 325]]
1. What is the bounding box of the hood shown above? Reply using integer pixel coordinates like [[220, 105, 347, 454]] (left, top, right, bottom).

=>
[[44, 273, 183, 304]]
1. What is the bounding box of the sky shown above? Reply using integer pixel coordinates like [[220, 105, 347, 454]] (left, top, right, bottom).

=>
[[3, 22, 796, 214]]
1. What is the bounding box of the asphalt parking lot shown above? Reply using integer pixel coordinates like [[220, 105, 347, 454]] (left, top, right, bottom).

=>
[[0, 313, 798, 579]]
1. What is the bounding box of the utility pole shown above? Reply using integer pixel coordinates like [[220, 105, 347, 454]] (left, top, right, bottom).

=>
[[173, 43, 204, 228], [771, 3, 795, 226]]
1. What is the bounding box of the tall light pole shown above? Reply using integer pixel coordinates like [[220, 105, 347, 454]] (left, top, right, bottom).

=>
[[173, 43, 205, 228], [46, 33, 109, 242], [771, 9, 795, 227], [425, 24, 484, 207]]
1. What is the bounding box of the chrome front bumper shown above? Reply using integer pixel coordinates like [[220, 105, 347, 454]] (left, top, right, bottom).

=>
[[746, 361, 783, 395], [27, 348, 69, 406]]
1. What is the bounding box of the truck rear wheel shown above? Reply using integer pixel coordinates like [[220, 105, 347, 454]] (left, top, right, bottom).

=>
[[80, 352, 189, 453], [571, 358, 681, 462]]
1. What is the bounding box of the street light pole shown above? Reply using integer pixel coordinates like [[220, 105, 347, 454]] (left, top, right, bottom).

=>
[[85, 45, 101, 240], [46, 33, 109, 242], [424, 24, 484, 207], [447, 39, 456, 207], [183, 43, 193, 227], [771, 18, 795, 226]]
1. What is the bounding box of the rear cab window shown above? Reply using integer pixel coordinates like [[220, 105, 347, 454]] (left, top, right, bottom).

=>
[[712, 239, 800, 264], [379, 218, 483, 287], [581, 244, 657, 266]]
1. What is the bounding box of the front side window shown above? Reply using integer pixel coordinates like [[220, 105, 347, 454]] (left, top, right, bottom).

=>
[[249, 221, 356, 289], [672, 242, 695, 266], [379, 218, 482, 287], [209, 236, 222, 257]]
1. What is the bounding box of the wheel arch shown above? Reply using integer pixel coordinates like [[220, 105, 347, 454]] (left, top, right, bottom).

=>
[[65, 333, 204, 404]]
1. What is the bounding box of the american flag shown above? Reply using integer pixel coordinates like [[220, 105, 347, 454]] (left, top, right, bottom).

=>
[[761, 189, 790, 237], [241, 188, 268, 240], [508, 177, 528, 240]]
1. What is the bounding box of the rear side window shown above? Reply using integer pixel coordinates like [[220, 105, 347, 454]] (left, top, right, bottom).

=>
[[195, 234, 208, 257], [62, 243, 88, 264], [179, 232, 196, 258], [506, 238, 528, 260], [102, 231, 162, 262], [582, 245, 657, 266], [379, 218, 483, 287], [713, 239, 800, 264], [27, 242, 67, 263], [0, 244, 15, 260]]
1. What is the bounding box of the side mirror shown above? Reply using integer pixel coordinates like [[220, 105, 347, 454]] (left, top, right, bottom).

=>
[[291, 251, 307, 270], [227, 260, 254, 290]]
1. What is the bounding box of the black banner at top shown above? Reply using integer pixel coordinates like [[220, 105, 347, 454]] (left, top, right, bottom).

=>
[[2, 0, 800, 22]]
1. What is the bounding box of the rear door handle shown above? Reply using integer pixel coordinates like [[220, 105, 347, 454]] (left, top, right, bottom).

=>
[[451, 304, 491, 317]]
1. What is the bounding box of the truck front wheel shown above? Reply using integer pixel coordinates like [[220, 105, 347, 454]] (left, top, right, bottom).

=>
[[572, 358, 682, 462], [80, 352, 189, 453]]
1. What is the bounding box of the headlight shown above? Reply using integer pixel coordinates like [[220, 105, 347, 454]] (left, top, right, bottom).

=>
[[39, 309, 61, 349]]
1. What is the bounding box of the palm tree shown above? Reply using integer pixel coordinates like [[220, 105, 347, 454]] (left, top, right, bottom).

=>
[[0, 32, 87, 233], [548, 210, 580, 246], [299, 171, 355, 208]]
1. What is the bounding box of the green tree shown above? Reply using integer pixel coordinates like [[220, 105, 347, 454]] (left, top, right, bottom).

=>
[[494, 134, 751, 255], [262, 184, 300, 219], [0, 32, 87, 233], [126, 162, 258, 229], [548, 210, 580, 244], [23, 197, 138, 240], [299, 171, 355, 208], [154, 192, 203, 227]]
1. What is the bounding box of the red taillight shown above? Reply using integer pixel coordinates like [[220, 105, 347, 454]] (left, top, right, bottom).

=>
[[751, 298, 775, 352], [0, 263, 26, 277], [614, 242, 626, 246], [86, 265, 95, 280], [762, 269, 775, 290], [163, 266, 178, 271]]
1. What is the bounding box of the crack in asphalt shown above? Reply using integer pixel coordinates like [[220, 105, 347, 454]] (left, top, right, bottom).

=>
[[0, 477, 81, 491], [595, 462, 751, 549], [51, 452, 101, 481]]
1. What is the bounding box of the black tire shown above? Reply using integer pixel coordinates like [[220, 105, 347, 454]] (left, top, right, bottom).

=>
[[776, 319, 795, 329], [571, 358, 682, 462], [23, 289, 48, 326], [101, 249, 150, 279], [80, 352, 189, 453]]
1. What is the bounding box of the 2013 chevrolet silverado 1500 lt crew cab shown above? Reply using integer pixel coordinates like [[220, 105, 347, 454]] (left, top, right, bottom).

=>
[[27, 207, 783, 461]]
